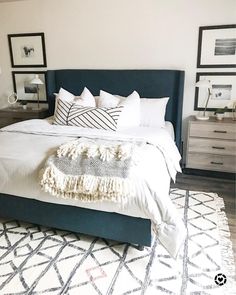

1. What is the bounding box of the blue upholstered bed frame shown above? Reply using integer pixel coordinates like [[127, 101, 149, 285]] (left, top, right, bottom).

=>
[[0, 69, 184, 248]]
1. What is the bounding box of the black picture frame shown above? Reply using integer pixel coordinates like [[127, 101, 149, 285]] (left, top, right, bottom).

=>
[[8, 33, 47, 68], [12, 71, 47, 103], [197, 24, 236, 68], [194, 72, 236, 111]]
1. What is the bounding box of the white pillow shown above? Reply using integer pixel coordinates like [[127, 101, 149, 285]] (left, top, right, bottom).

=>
[[140, 97, 169, 127], [117, 91, 140, 128], [54, 87, 96, 110], [57, 87, 75, 102], [75, 87, 96, 107], [98, 90, 121, 107]]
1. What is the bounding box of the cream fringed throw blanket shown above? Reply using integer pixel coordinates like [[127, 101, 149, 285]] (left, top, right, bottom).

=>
[[40, 137, 143, 203]]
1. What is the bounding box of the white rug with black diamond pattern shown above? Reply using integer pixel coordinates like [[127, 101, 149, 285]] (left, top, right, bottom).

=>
[[0, 189, 235, 295]]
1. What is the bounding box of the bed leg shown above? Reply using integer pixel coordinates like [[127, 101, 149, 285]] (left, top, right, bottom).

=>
[[137, 245, 144, 251]]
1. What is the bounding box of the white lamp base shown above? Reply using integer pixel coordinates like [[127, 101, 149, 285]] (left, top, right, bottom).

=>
[[195, 115, 209, 121]]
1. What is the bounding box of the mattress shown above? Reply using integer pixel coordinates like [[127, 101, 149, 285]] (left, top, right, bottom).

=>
[[0, 118, 186, 257], [0, 118, 175, 215]]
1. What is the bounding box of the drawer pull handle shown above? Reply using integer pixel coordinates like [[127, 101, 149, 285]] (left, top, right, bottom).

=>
[[210, 161, 223, 165], [212, 146, 225, 150], [213, 130, 227, 134]]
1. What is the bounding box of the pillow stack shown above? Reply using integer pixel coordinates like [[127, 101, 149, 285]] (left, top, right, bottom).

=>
[[54, 88, 124, 131], [53, 87, 169, 131]]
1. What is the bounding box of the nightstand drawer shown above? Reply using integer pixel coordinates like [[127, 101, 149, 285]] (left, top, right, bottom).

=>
[[190, 122, 236, 140], [187, 153, 236, 173], [188, 138, 236, 156]]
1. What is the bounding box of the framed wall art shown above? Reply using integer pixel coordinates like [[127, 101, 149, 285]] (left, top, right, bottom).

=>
[[12, 71, 47, 103], [8, 33, 47, 68], [194, 72, 236, 111], [197, 24, 236, 68]]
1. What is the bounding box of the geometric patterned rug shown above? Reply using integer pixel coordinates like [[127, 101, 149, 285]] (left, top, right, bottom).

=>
[[0, 189, 235, 295]]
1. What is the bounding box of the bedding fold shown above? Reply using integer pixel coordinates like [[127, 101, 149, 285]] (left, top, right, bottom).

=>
[[0, 119, 185, 258], [40, 137, 144, 203]]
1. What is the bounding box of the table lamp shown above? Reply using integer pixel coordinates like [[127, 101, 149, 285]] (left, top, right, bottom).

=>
[[195, 79, 212, 120], [30, 74, 44, 109]]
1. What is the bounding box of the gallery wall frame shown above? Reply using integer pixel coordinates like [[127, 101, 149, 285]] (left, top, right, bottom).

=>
[[197, 24, 236, 68], [194, 72, 236, 111], [12, 71, 47, 103], [8, 33, 47, 68]]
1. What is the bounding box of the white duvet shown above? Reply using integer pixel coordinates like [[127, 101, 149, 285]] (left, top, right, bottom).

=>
[[0, 118, 186, 258]]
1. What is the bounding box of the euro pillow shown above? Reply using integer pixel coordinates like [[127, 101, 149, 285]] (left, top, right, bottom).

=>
[[98, 90, 121, 107], [140, 97, 169, 127], [77, 87, 96, 107], [55, 87, 74, 102], [117, 91, 140, 128], [55, 87, 96, 107], [98, 90, 140, 128], [54, 99, 123, 131]]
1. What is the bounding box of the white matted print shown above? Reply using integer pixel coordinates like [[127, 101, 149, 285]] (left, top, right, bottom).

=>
[[197, 24, 236, 68], [12, 71, 47, 103], [194, 72, 236, 111], [8, 33, 47, 67]]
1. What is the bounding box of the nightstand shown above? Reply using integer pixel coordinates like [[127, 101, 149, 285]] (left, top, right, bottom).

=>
[[186, 116, 236, 174], [0, 107, 49, 128]]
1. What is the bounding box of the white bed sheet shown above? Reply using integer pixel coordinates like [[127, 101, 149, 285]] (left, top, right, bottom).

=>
[[0, 119, 175, 218], [0, 118, 185, 257]]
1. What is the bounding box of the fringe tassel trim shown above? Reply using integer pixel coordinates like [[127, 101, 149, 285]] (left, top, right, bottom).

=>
[[57, 139, 137, 162], [40, 164, 136, 204], [214, 193, 236, 294]]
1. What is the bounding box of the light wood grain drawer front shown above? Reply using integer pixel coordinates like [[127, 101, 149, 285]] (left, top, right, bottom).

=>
[[190, 122, 236, 140], [187, 153, 236, 173], [188, 138, 236, 156]]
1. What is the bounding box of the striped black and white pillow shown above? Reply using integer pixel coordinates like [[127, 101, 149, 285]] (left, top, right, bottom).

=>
[[54, 99, 123, 131]]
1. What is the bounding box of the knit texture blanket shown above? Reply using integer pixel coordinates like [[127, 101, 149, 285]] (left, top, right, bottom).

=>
[[40, 137, 144, 203]]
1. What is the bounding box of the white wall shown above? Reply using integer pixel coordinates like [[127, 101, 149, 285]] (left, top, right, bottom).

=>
[[0, 0, 235, 145]]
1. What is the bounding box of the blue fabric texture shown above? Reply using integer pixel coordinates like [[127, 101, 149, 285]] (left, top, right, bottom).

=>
[[46, 69, 185, 152]]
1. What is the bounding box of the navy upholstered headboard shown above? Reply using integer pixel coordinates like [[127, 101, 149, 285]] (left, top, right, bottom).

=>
[[46, 69, 185, 152]]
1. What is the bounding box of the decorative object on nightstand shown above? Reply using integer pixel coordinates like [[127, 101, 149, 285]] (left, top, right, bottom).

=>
[[30, 74, 44, 109], [214, 106, 228, 121], [186, 116, 236, 174], [195, 79, 212, 120], [7, 92, 18, 105], [232, 101, 236, 121], [20, 100, 28, 110]]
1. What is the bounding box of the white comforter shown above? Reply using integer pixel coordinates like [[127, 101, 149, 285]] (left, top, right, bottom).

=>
[[0, 118, 186, 258]]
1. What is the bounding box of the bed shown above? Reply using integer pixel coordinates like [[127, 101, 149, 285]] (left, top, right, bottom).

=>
[[0, 69, 185, 257]]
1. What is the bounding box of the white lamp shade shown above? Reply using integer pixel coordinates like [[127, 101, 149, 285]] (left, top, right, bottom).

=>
[[196, 79, 211, 88], [30, 74, 44, 85]]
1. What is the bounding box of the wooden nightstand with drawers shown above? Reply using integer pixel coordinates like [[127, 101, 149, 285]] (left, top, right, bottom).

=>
[[185, 116, 236, 174], [0, 106, 49, 128]]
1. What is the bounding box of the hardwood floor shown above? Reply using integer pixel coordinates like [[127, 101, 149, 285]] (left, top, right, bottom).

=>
[[171, 173, 236, 270]]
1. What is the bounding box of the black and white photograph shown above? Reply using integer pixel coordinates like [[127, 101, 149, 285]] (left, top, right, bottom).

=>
[[21, 46, 35, 58], [12, 71, 47, 103], [211, 84, 232, 100], [197, 24, 236, 68], [194, 72, 236, 111], [8, 33, 47, 67], [24, 83, 37, 94], [214, 38, 236, 56]]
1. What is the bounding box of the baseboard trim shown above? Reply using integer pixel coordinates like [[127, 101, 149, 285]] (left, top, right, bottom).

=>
[[182, 168, 235, 180]]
